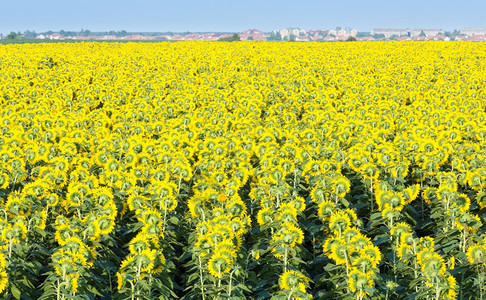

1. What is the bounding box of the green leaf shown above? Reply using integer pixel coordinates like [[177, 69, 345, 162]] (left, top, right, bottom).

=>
[[11, 284, 21, 300]]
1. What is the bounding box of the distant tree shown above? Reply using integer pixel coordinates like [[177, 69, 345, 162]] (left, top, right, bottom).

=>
[[218, 33, 240, 42], [81, 29, 91, 37], [356, 32, 370, 37], [247, 36, 254, 41], [116, 30, 128, 37], [346, 36, 357, 41], [389, 34, 398, 40], [419, 30, 426, 37], [267, 31, 282, 41], [372, 33, 385, 39], [6, 32, 20, 40], [23, 30, 37, 39], [60, 29, 66, 35]]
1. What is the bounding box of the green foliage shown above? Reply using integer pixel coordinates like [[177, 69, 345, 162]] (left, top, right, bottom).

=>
[[218, 33, 241, 42], [267, 32, 282, 41], [6, 32, 21, 40]]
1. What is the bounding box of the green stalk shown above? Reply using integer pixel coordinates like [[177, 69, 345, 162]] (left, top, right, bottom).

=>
[[478, 264, 484, 300], [227, 268, 235, 297], [198, 255, 206, 300], [284, 248, 288, 273], [370, 176, 374, 211], [435, 275, 441, 300], [56, 279, 61, 300]]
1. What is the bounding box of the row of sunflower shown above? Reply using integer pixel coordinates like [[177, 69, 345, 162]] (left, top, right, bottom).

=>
[[184, 132, 253, 299], [251, 135, 312, 299]]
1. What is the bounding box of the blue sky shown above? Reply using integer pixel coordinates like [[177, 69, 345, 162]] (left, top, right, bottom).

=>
[[1, 0, 485, 34]]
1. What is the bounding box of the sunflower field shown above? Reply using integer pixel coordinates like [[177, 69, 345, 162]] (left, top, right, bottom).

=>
[[0, 41, 485, 299]]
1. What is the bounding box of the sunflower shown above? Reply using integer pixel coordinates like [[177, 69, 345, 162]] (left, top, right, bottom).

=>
[[381, 208, 400, 226], [310, 185, 328, 203], [279, 270, 309, 291], [329, 242, 349, 265], [342, 228, 361, 242], [451, 193, 471, 213], [477, 192, 486, 209], [348, 269, 375, 295], [0, 172, 8, 189], [397, 236, 414, 259], [291, 196, 306, 212], [225, 195, 247, 217], [421, 253, 447, 279], [360, 163, 380, 180], [353, 255, 376, 275], [0, 270, 7, 294], [280, 222, 304, 247], [129, 232, 159, 254], [136, 248, 158, 273], [466, 244, 486, 264], [399, 232, 415, 248], [257, 207, 274, 226], [332, 176, 351, 198], [277, 203, 298, 223], [329, 211, 352, 237], [360, 245, 381, 266], [390, 222, 411, 239], [229, 217, 247, 237], [417, 236, 435, 250], [317, 200, 335, 220], [208, 252, 232, 278], [349, 233, 372, 251], [444, 275, 457, 299], [388, 192, 406, 211], [402, 184, 420, 204], [211, 223, 235, 242], [422, 187, 436, 205], [62, 236, 89, 257], [96, 215, 116, 235], [159, 196, 177, 211], [454, 212, 482, 233], [126, 190, 147, 210], [416, 247, 436, 266], [188, 197, 206, 219]]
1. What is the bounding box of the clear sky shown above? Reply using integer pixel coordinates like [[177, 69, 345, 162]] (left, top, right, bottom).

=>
[[1, 0, 485, 34]]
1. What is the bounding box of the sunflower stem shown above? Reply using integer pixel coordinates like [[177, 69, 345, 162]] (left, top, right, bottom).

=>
[[478, 264, 484, 300], [435, 275, 441, 300], [461, 227, 467, 253], [284, 248, 288, 273], [412, 239, 418, 292], [218, 265, 221, 288], [198, 254, 206, 300], [56, 279, 61, 300], [370, 176, 374, 211]]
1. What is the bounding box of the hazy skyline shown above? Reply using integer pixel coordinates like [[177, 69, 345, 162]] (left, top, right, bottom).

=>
[[1, 0, 485, 34]]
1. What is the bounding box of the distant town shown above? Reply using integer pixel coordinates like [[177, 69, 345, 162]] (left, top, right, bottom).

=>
[[2, 27, 486, 41]]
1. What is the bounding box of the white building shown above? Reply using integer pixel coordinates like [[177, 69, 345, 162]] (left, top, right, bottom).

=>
[[371, 28, 443, 38], [371, 28, 409, 38], [408, 29, 443, 37], [279, 28, 306, 40], [460, 28, 486, 36]]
